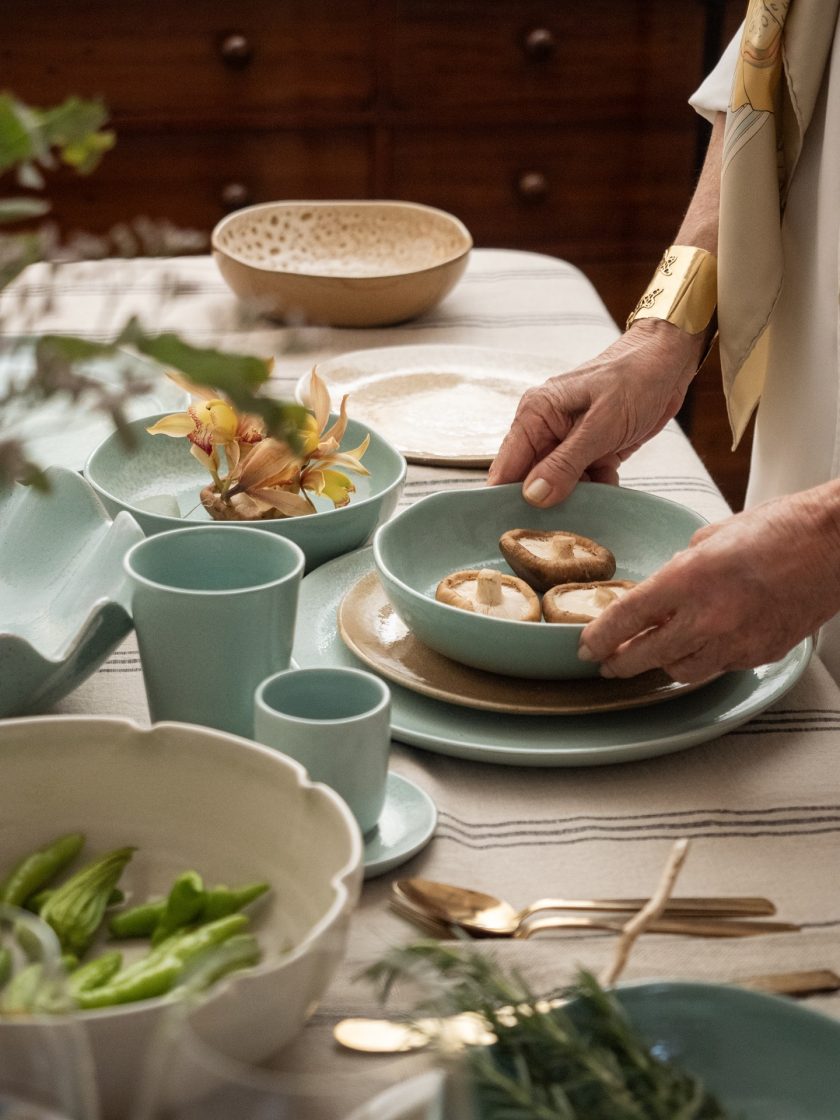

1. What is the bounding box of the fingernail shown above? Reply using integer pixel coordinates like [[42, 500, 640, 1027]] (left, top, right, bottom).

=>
[[577, 643, 595, 662], [524, 478, 550, 504], [600, 664, 616, 679]]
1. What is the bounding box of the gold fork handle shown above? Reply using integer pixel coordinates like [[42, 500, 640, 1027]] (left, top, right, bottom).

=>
[[522, 896, 776, 918], [516, 915, 800, 938]]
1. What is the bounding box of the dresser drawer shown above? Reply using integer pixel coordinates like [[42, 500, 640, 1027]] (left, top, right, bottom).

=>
[[4, 0, 376, 126], [390, 124, 696, 264], [43, 129, 372, 237], [388, 0, 710, 124]]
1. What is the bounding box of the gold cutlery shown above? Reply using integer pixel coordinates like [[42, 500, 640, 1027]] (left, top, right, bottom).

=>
[[390, 891, 798, 941], [394, 878, 778, 938], [334, 969, 840, 1054]]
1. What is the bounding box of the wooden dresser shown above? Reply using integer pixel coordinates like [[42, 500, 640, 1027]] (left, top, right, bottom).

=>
[[4, 0, 748, 503]]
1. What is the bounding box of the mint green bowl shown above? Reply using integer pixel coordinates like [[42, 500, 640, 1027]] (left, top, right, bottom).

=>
[[372, 483, 707, 679], [85, 413, 406, 572], [613, 982, 840, 1117]]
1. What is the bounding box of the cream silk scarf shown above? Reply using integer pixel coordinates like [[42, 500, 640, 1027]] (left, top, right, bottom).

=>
[[719, 0, 840, 445]]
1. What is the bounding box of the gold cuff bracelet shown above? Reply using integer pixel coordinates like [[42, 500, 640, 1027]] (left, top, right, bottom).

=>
[[626, 245, 717, 334]]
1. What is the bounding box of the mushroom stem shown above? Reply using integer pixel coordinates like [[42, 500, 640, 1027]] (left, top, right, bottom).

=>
[[476, 569, 504, 607]]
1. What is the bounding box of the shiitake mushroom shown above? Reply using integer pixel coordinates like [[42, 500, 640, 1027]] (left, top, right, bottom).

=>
[[542, 579, 637, 624], [436, 568, 541, 621], [499, 529, 615, 594]]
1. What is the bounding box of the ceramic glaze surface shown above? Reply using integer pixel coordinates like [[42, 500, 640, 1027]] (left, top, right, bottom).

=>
[[306, 345, 565, 466], [362, 772, 437, 879], [615, 982, 840, 1118], [292, 547, 812, 766], [0, 716, 362, 1119], [85, 413, 406, 571], [211, 201, 472, 327], [0, 468, 142, 717], [373, 483, 709, 679]]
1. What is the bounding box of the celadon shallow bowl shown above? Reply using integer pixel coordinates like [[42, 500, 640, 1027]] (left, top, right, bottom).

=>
[[85, 412, 406, 571], [610, 982, 840, 1118], [0, 467, 143, 717], [0, 716, 363, 1120], [373, 483, 708, 679], [212, 199, 472, 327]]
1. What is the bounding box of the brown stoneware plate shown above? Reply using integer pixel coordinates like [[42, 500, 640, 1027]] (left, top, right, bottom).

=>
[[338, 571, 708, 716]]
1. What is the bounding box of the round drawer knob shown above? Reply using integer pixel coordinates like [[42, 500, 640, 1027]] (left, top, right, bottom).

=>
[[522, 27, 556, 59], [219, 33, 254, 68], [220, 182, 252, 211], [516, 171, 549, 201]]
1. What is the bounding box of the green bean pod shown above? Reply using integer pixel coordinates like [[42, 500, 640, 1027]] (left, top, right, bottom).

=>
[[29, 886, 124, 914], [177, 933, 261, 994], [68, 951, 123, 996], [0, 833, 85, 907], [151, 871, 205, 945], [201, 882, 270, 921], [108, 899, 165, 939], [74, 958, 182, 1010], [40, 847, 135, 957]]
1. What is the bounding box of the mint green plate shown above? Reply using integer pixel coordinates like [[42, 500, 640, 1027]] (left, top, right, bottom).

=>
[[614, 982, 840, 1117], [292, 548, 812, 766], [373, 483, 709, 679], [85, 413, 406, 571]]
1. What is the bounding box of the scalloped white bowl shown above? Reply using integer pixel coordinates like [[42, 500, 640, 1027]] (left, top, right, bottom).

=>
[[0, 716, 363, 1119], [0, 468, 143, 716], [212, 200, 472, 327]]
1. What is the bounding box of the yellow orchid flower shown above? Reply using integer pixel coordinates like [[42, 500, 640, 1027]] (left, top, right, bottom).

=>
[[146, 365, 369, 521]]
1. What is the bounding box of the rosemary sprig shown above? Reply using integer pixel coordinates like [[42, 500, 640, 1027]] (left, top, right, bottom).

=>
[[365, 943, 733, 1120]]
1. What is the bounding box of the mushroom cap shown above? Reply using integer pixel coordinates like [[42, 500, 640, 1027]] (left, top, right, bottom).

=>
[[542, 579, 637, 624], [435, 568, 542, 622], [499, 529, 616, 594]]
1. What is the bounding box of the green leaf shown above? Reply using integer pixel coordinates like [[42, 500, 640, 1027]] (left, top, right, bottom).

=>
[[0, 94, 33, 172], [0, 196, 51, 223], [35, 335, 120, 364], [118, 323, 271, 397]]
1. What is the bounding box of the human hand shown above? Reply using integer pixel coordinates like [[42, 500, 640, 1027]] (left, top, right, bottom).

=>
[[578, 485, 840, 682], [488, 319, 706, 506]]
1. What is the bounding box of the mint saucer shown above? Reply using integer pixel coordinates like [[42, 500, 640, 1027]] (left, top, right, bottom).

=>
[[364, 772, 436, 879]]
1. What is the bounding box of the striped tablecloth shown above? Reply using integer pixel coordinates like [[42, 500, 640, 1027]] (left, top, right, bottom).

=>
[[6, 250, 840, 1107]]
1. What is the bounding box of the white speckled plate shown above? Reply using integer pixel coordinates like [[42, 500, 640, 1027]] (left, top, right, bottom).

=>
[[0, 339, 188, 471], [292, 548, 813, 767], [298, 345, 565, 466]]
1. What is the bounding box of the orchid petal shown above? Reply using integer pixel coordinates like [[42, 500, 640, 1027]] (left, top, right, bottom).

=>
[[320, 394, 349, 447], [306, 468, 355, 508], [233, 438, 302, 492], [303, 368, 332, 434], [190, 441, 217, 474], [146, 412, 195, 437], [165, 369, 215, 401], [250, 487, 316, 517]]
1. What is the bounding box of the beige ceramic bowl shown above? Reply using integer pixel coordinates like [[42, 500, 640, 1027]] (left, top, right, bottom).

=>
[[212, 200, 472, 327]]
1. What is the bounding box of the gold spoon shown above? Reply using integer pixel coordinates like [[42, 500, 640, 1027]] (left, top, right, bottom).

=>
[[391, 891, 798, 941], [395, 878, 778, 938]]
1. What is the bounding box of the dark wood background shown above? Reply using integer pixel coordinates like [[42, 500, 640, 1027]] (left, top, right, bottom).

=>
[[3, 0, 750, 507]]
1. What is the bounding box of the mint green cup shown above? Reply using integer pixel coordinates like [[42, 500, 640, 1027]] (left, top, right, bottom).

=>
[[254, 667, 391, 835], [124, 526, 305, 737]]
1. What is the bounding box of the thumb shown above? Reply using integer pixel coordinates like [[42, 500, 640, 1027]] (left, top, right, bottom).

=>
[[522, 427, 606, 506]]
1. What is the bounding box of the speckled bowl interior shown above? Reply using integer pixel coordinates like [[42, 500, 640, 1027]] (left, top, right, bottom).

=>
[[373, 483, 708, 680], [211, 200, 472, 327]]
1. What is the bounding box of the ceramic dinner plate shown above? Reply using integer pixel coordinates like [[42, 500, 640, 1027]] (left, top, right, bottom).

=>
[[0, 339, 188, 472], [298, 345, 564, 466], [338, 570, 706, 715], [292, 548, 813, 767], [364, 772, 437, 879]]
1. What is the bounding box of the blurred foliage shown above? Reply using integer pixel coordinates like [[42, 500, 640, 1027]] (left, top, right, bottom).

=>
[[0, 93, 301, 490]]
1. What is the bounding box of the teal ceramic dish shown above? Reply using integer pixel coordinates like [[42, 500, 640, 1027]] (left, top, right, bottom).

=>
[[84, 413, 407, 571], [0, 468, 143, 717], [373, 483, 708, 679], [612, 981, 840, 1118]]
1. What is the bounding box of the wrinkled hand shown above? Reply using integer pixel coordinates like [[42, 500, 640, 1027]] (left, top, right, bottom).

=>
[[488, 319, 705, 506], [579, 486, 840, 682]]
